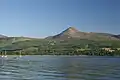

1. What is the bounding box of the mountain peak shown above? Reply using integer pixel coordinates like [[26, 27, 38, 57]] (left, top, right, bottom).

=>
[[49, 26, 120, 40], [67, 27, 78, 30], [68, 26, 76, 29], [51, 27, 80, 39], [64, 27, 79, 34]]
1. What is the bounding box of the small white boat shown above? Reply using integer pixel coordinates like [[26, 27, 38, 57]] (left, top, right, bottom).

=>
[[4, 55, 7, 58], [1, 53, 4, 57], [1, 55, 4, 57], [4, 50, 7, 58], [19, 50, 22, 58], [19, 55, 22, 58]]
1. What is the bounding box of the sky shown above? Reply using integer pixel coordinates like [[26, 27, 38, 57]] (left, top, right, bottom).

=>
[[0, 0, 120, 38]]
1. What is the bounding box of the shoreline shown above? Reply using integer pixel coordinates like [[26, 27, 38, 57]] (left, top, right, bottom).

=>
[[0, 55, 119, 57]]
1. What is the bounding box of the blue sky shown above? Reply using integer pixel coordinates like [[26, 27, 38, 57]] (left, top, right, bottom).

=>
[[0, 0, 120, 37]]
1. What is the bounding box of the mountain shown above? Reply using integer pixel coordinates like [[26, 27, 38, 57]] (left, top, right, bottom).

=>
[[52, 27, 83, 39], [112, 35, 120, 39], [46, 27, 120, 40], [0, 34, 8, 38]]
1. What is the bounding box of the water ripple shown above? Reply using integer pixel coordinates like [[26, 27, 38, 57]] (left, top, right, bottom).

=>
[[0, 56, 120, 80]]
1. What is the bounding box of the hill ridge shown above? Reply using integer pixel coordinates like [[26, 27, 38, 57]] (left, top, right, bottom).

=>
[[46, 27, 120, 40]]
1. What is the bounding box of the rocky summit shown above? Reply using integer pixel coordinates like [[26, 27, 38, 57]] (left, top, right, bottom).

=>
[[47, 27, 120, 40]]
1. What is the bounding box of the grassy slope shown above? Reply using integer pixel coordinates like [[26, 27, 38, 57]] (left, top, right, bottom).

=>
[[1, 37, 120, 54]]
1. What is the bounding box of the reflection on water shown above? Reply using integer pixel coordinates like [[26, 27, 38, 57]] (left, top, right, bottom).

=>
[[0, 55, 120, 80]]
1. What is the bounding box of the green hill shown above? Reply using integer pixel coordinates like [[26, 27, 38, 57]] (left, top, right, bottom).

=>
[[0, 27, 120, 56]]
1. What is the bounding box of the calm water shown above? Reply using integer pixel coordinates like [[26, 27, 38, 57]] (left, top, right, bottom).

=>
[[0, 55, 120, 80]]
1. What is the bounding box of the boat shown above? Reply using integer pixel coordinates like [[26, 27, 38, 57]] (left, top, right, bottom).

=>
[[4, 50, 7, 58], [19, 50, 22, 58], [1, 52, 4, 57], [0, 51, 8, 58]]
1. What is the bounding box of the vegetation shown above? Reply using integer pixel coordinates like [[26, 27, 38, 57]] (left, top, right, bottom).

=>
[[0, 37, 120, 56], [0, 27, 120, 56]]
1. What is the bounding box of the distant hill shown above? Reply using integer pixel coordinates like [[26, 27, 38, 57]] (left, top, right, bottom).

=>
[[0, 34, 8, 39], [46, 27, 120, 41], [112, 35, 120, 39]]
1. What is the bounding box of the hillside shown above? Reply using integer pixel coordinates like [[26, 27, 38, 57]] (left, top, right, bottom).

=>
[[0, 35, 120, 56], [46, 27, 120, 41], [0, 34, 8, 38], [0, 27, 120, 55]]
